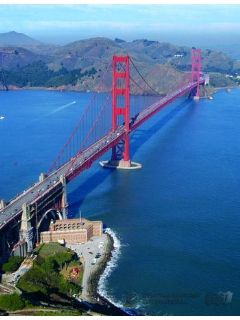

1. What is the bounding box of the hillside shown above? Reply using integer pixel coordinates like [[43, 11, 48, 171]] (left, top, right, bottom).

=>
[[0, 33, 239, 93], [0, 47, 47, 69], [0, 31, 41, 47], [49, 37, 240, 74]]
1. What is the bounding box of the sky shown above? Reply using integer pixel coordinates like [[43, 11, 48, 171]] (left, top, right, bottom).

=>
[[0, 4, 240, 52]]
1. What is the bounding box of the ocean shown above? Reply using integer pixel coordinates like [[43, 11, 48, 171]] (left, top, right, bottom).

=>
[[0, 88, 240, 315]]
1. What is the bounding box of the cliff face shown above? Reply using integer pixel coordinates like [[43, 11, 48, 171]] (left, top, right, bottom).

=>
[[0, 34, 239, 93]]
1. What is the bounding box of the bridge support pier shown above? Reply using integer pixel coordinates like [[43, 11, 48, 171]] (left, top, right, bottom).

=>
[[20, 203, 33, 253], [0, 199, 6, 210], [39, 172, 47, 182], [60, 175, 68, 218], [100, 159, 142, 170], [193, 95, 200, 101]]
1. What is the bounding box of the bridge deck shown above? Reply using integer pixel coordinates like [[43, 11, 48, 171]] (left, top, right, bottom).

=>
[[0, 79, 204, 229]]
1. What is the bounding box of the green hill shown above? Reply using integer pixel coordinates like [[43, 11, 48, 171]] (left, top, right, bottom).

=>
[[0, 34, 239, 93]]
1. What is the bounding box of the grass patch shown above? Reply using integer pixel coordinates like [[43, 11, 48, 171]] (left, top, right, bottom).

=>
[[36, 242, 70, 257], [33, 309, 83, 316]]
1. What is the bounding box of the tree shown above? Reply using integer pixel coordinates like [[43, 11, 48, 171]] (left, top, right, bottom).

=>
[[54, 251, 74, 269], [2, 256, 23, 273]]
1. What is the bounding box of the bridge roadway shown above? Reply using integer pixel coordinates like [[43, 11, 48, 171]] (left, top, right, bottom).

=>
[[0, 79, 204, 230]]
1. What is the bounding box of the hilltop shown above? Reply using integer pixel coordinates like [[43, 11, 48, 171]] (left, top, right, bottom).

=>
[[0, 31, 41, 47], [0, 32, 239, 93]]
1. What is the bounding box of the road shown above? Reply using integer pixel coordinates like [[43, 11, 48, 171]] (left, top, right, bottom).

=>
[[66, 233, 109, 302]]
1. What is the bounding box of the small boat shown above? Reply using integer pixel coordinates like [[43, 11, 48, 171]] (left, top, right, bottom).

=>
[[0, 116, 4, 120], [208, 96, 213, 100]]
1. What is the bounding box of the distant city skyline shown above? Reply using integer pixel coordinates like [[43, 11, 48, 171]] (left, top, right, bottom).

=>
[[0, 4, 240, 52]]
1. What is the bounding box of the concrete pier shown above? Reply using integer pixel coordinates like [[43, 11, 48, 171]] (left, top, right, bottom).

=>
[[99, 160, 142, 170], [20, 203, 33, 253], [0, 200, 6, 210]]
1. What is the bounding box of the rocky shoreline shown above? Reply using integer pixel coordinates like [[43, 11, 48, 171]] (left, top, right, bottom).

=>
[[82, 232, 130, 316], [87, 233, 114, 300]]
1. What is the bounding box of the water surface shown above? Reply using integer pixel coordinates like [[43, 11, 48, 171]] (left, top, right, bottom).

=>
[[0, 89, 240, 315]]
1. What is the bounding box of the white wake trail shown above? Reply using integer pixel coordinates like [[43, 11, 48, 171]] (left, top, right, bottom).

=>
[[29, 100, 77, 125], [49, 100, 76, 115]]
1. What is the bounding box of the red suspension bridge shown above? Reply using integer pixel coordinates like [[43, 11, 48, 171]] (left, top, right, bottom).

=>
[[0, 48, 207, 257]]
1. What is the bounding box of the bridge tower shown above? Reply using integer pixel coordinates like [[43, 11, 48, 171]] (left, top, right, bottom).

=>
[[100, 55, 141, 169], [191, 48, 201, 100], [111, 55, 131, 167]]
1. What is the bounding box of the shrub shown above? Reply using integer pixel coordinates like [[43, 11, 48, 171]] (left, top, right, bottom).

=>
[[17, 264, 50, 295], [58, 276, 81, 296], [2, 256, 24, 273], [54, 251, 75, 269]]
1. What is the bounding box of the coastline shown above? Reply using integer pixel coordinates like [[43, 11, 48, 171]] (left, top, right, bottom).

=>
[[4, 84, 239, 96], [83, 230, 131, 316], [203, 85, 239, 96], [6, 84, 94, 93], [86, 232, 114, 301]]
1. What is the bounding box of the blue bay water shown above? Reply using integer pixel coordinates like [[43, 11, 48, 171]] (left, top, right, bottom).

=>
[[0, 89, 240, 315]]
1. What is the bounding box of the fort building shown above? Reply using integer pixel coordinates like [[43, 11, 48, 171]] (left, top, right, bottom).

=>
[[40, 218, 103, 244]]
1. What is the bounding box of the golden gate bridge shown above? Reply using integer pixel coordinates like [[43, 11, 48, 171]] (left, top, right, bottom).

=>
[[0, 48, 206, 258]]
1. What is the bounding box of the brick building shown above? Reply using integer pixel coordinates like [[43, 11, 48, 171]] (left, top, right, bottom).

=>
[[40, 218, 103, 244]]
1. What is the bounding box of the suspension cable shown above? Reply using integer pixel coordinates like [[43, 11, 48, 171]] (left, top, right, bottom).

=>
[[118, 61, 151, 95], [48, 61, 111, 173], [129, 56, 162, 96]]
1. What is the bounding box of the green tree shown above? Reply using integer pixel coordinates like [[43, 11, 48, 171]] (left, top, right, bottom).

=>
[[54, 251, 74, 269], [2, 256, 23, 273], [17, 243, 82, 299]]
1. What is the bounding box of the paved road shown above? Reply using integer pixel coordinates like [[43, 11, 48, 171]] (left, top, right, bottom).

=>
[[133, 78, 205, 130], [66, 234, 108, 302]]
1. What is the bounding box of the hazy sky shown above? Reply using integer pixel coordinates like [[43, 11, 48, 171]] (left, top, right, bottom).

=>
[[1, 4, 240, 49]]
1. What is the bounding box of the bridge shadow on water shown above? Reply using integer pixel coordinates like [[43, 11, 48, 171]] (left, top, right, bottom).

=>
[[130, 99, 192, 157], [68, 99, 193, 213]]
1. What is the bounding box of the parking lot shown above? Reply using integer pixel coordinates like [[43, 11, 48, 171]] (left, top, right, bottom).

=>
[[66, 233, 108, 301]]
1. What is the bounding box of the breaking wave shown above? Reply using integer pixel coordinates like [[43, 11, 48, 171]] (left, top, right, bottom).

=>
[[97, 228, 124, 308], [97, 228, 143, 315]]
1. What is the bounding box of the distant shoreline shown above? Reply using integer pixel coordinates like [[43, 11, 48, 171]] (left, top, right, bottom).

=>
[[5, 84, 95, 93], [4, 84, 239, 96]]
